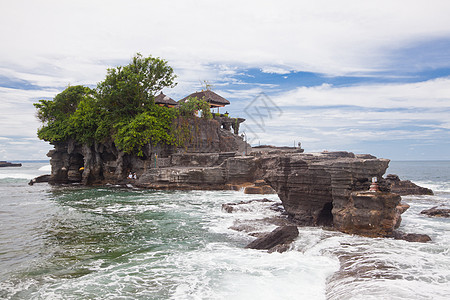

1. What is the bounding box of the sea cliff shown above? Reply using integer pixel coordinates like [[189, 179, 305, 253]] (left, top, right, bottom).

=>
[[43, 121, 414, 238]]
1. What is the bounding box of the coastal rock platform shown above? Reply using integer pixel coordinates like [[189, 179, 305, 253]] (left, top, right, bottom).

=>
[[43, 130, 430, 238]]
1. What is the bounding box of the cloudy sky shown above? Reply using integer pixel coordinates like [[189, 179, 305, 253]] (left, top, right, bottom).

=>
[[1, 0, 450, 161]]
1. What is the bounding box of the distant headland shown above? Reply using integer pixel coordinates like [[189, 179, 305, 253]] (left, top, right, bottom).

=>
[[0, 161, 22, 167]]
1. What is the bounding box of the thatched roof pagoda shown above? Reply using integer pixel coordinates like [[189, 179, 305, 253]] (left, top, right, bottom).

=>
[[154, 92, 177, 107], [180, 90, 230, 109]]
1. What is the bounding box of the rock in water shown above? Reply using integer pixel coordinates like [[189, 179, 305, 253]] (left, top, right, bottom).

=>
[[385, 174, 433, 195], [264, 152, 405, 237], [334, 191, 402, 237], [421, 206, 450, 218], [28, 174, 51, 185], [245, 225, 299, 253], [392, 231, 432, 243]]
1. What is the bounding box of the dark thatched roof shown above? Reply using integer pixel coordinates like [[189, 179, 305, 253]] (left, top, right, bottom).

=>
[[154, 92, 178, 106], [180, 90, 230, 106]]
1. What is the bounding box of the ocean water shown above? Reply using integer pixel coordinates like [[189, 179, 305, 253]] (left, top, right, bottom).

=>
[[0, 161, 449, 299]]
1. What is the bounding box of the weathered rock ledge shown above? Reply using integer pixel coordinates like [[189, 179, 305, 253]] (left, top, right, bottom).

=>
[[262, 152, 409, 237], [42, 121, 430, 239]]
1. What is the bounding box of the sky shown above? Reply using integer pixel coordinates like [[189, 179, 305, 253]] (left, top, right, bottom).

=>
[[1, 0, 450, 161]]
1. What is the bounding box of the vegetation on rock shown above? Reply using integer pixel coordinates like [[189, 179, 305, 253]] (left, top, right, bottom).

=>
[[178, 96, 213, 120], [34, 54, 213, 156]]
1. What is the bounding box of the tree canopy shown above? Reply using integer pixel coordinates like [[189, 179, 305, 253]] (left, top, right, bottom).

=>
[[97, 53, 177, 119], [34, 54, 212, 156]]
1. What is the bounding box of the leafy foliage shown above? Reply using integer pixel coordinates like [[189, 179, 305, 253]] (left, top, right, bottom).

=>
[[178, 96, 212, 120], [34, 85, 94, 123], [96, 53, 177, 119], [34, 54, 219, 156], [34, 54, 179, 154], [113, 105, 178, 156]]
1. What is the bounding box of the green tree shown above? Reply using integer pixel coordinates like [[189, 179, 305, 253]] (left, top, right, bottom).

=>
[[34, 54, 181, 154], [34, 85, 94, 123], [97, 53, 177, 119], [34, 85, 96, 142]]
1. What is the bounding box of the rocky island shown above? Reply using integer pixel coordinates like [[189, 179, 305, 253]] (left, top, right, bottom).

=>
[[33, 54, 431, 241]]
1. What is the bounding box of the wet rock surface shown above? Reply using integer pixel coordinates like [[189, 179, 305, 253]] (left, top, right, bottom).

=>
[[333, 192, 403, 237], [385, 174, 434, 195], [46, 128, 415, 239], [421, 206, 450, 218], [245, 225, 299, 253], [392, 231, 432, 243], [264, 152, 406, 237], [28, 174, 51, 185]]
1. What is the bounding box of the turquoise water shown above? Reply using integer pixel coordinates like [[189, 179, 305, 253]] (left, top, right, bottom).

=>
[[0, 162, 449, 299]]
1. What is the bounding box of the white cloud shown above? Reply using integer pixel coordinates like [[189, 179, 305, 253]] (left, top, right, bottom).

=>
[[261, 67, 291, 75], [2, 0, 450, 82], [240, 78, 450, 155], [1, 0, 450, 159], [273, 78, 450, 109]]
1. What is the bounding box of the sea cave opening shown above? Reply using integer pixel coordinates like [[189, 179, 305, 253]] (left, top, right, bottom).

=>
[[68, 153, 85, 183], [317, 202, 333, 227]]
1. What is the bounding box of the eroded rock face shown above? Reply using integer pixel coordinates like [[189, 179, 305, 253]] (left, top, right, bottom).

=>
[[47, 135, 411, 238], [264, 152, 405, 236], [334, 191, 402, 237], [47, 119, 249, 186]]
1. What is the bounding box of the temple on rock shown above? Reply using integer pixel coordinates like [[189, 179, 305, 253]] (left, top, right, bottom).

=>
[[181, 90, 230, 113], [40, 89, 420, 239]]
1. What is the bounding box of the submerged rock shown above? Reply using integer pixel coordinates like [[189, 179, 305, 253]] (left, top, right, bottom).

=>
[[420, 206, 450, 218], [222, 198, 274, 213], [392, 231, 432, 243], [245, 225, 299, 253]]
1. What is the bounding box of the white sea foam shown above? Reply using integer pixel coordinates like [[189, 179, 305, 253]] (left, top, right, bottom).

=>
[[1, 173, 449, 299], [38, 164, 51, 172], [0, 173, 35, 180], [414, 180, 450, 193]]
